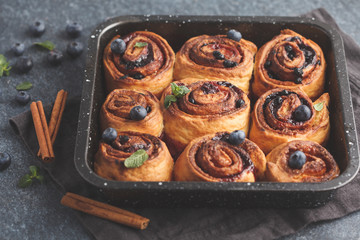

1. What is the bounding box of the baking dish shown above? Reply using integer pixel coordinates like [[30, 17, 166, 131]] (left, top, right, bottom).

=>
[[74, 15, 359, 207]]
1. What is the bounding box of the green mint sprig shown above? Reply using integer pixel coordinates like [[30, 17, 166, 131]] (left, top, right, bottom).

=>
[[124, 149, 149, 168], [18, 165, 44, 188], [16, 81, 33, 91], [134, 42, 148, 48], [164, 83, 190, 109], [314, 102, 324, 111], [33, 41, 55, 51], [0, 54, 11, 78]]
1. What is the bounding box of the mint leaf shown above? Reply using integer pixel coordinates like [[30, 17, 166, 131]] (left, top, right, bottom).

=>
[[0, 54, 11, 78], [170, 82, 190, 98], [34, 41, 55, 51], [314, 102, 324, 111], [164, 95, 177, 109], [124, 149, 149, 168], [29, 165, 38, 176], [18, 174, 33, 188], [16, 81, 32, 91], [134, 42, 148, 48]]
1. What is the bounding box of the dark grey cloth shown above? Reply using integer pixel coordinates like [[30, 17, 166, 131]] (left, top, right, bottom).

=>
[[9, 8, 360, 240]]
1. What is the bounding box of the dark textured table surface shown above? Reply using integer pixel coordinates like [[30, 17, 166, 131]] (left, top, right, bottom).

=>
[[1, 0, 360, 239]]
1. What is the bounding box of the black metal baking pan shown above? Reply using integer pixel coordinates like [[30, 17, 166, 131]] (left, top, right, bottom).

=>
[[74, 15, 360, 208]]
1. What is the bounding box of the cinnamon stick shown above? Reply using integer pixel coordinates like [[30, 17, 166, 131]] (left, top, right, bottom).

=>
[[61, 192, 150, 230], [37, 90, 68, 157], [30, 101, 55, 162]]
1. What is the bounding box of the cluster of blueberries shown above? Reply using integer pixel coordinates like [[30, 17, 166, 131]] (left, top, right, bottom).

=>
[[0, 20, 86, 172], [12, 20, 84, 105]]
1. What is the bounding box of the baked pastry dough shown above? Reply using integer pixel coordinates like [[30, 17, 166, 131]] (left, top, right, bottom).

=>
[[161, 78, 251, 157], [94, 131, 173, 181], [249, 88, 330, 154], [265, 140, 339, 182], [103, 31, 175, 98], [173, 34, 257, 94], [252, 29, 326, 100], [174, 132, 266, 182], [100, 89, 163, 137]]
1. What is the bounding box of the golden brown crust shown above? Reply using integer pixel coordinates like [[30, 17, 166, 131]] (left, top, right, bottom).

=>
[[103, 31, 175, 98], [174, 132, 266, 182], [252, 29, 326, 100], [94, 131, 173, 181], [173, 35, 257, 94], [249, 88, 330, 154], [100, 89, 163, 137], [265, 140, 339, 182], [161, 78, 251, 156]]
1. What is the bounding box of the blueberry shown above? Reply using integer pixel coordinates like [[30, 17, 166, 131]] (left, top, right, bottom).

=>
[[288, 150, 306, 169], [130, 106, 147, 120], [294, 68, 303, 77], [47, 50, 63, 65], [189, 98, 195, 104], [0, 152, 11, 171], [213, 51, 225, 60], [228, 130, 246, 145], [30, 20, 45, 37], [15, 91, 31, 105], [11, 42, 25, 56], [66, 41, 84, 58], [280, 90, 289, 95], [110, 38, 126, 54], [288, 52, 295, 59], [146, 106, 152, 113], [264, 60, 271, 68], [223, 60, 237, 68], [285, 45, 292, 52], [274, 96, 283, 106], [118, 135, 129, 144], [236, 99, 245, 108], [102, 128, 117, 144], [16, 56, 33, 73], [66, 21, 83, 38], [227, 29, 242, 42], [295, 77, 303, 84], [293, 105, 312, 121]]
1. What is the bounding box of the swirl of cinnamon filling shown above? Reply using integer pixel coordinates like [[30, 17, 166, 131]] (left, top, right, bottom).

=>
[[265, 140, 339, 182], [249, 88, 330, 154], [103, 31, 175, 98], [174, 132, 266, 182], [173, 35, 257, 94], [94, 131, 173, 181], [100, 89, 163, 136], [252, 29, 326, 99], [161, 78, 251, 157]]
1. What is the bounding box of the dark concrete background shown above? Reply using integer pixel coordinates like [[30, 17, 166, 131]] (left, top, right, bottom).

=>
[[1, 0, 360, 239]]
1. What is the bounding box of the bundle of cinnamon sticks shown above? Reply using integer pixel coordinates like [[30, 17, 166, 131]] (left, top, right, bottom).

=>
[[30, 90, 150, 230]]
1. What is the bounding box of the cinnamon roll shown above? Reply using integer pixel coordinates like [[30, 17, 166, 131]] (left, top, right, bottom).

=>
[[249, 88, 330, 154], [100, 89, 163, 137], [252, 29, 326, 99], [173, 34, 257, 94], [94, 131, 173, 181], [174, 132, 266, 182], [103, 31, 175, 98], [265, 140, 339, 182], [161, 78, 251, 156]]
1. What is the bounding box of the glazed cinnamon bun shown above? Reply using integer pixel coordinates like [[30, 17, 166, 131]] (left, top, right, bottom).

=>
[[161, 78, 251, 156], [249, 88, 330, 154], [100, 89, 163, 137], [252, 29, 326, 99], [103, 31, 175, 98], [174, 131, 266, 182], [94, 131, 173, 181], [265, 140, 339, 182], [173, 34, 257, 94]]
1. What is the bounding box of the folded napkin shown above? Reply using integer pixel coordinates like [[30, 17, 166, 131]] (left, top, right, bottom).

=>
[[9, 8, 360, 240]]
